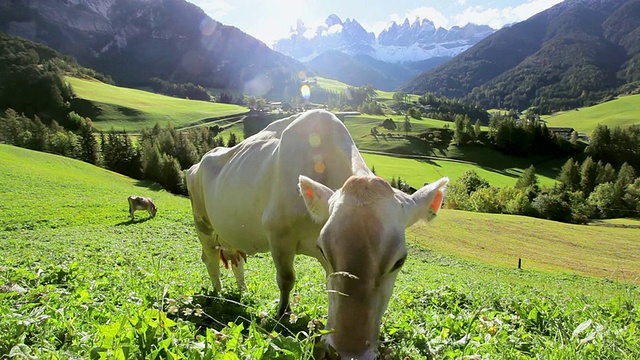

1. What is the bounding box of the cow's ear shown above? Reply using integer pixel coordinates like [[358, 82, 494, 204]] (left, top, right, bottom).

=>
[[404, 177, 448, 227], [298, 175, 334, 223]]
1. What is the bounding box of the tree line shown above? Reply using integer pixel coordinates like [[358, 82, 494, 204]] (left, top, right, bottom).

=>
[[436, 157, 639, 224], [149, 78, 210, 101], [0, 31, 113, 128], [0, 108, 240, 196]]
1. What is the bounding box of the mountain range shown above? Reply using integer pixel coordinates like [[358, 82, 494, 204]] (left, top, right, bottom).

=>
[[1, 0, 639, 114], [274, 15, 494, 91], [0, 0, 307, 99], [402, 0, 640, 112]]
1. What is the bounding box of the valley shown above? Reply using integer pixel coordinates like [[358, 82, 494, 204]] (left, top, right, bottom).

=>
[[1, 0, 639, 358]]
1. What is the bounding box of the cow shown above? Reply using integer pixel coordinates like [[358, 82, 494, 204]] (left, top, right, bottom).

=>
[[186, 109, 448, 359], [127, 196, 157, 220]]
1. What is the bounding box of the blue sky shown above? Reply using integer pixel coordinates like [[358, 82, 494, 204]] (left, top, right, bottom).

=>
[[187, 0, 564, 47]]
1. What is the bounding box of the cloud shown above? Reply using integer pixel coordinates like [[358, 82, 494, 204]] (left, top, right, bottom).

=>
[[455, 0, 468, 5], [453, 0, 564, 28]]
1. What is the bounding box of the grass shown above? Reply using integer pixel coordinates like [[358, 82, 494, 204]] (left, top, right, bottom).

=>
[[66, 77, 248, 132], [345, 114, 562, 188], [1, 144, 639, 359], [362, 153, 557, 189], [543, 94, 640, 134]]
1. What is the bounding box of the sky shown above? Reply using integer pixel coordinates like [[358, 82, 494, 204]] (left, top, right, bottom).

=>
[[186, 0, 564, 47]]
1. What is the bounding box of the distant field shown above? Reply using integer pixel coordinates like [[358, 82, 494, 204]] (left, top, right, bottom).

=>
[[411, 210, 640, 283], [362, 152, 557, 189], [310, 76, 420, 105], [346, 115, 561, 188], [67, 77, 248, 132], [1, 144, 638, 358], [544, 94, 640, 134]]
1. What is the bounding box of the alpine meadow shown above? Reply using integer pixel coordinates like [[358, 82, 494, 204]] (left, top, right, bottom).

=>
[[1, 0, 640, 359]]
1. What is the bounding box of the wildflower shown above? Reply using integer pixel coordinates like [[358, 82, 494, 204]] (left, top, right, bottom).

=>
[[289, 313, 298, 324], [167, 305, 179, 314], [182, 307, 193, 316]]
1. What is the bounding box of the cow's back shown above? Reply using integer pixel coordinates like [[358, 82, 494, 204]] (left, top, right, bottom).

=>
[[193, 110, 370, 255]]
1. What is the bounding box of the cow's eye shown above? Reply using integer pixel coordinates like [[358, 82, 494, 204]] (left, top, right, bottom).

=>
[[390, 256, 406, 273]]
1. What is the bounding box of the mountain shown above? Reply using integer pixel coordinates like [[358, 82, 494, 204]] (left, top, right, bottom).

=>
[[0, 0, 308, 99], [402, 0, 640, 112], [274, 15, 494, 91]]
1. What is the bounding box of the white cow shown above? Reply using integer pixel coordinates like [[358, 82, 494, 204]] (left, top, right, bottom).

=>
[[186, 109, 448, 359]]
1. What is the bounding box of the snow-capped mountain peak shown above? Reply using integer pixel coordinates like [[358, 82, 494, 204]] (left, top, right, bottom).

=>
[[275, 15, 495, 64]]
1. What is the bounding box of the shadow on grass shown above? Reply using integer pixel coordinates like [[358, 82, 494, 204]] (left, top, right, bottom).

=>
[[115, 217, 154, 226], [134, 180, 163, 191], [167, 289, 318, 338]]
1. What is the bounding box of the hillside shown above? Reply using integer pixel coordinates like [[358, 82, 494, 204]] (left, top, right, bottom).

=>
[[1, 145, 638, 358], [402, 0, 640, 113], [67, 77, 247, 132], [1, 143, 637, 283], [0, 0, 308, 98], [544, 93, 640, 133]]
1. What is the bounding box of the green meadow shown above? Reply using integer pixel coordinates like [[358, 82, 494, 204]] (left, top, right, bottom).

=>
[[66, 77, 248, 132], [361, 153, 557, 189], [544, 94, 640, 134], [1, 144, 638, 359]]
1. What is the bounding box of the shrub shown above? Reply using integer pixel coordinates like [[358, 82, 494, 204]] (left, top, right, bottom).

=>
[[469, 187, 501, 213], [497, 187, 533, 215], [531, 193, 572, 222], [587, 182, 618, 219]]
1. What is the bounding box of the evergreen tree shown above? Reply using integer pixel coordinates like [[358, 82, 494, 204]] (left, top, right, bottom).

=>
[[160, 154, 185, 194], [227, 133, 238, 147], [473, 119, 482, 141], [557, 158, 581, 192], [403, 114, 411, 135], [78, 117, 99, 165], [580, 156, 597, 196], [596, 161, 617, 185], [515, 165, 540, 199]]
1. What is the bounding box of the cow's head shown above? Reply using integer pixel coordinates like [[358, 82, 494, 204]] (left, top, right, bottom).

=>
[[149, 201, 158, 218], [299, 175, 448, 359]]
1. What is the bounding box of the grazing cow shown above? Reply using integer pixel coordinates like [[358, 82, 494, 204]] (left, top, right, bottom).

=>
[[127, 196, 157, 220], [186, 109, 448, 359]]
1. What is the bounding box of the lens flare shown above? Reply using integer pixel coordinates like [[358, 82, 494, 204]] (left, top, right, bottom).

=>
[[300, 84, 311, 100], [309, 133, 321, 147]]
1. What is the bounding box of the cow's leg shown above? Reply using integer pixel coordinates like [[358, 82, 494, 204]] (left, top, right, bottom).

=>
[[270, 244, 296, 318], [230, 258, 246, 292], [129, 202, 135, 221], [194, 220, 222, 292], [200, 242, 222, 292]]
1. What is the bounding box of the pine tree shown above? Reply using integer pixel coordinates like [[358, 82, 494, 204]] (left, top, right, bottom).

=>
[[557, 158, 581, 192], [227, 133, 238, 147], [516, 165, 540, 193], [580, 156, 597, 196], [403, 114, 411, 135], [78, 118, 99, 165]]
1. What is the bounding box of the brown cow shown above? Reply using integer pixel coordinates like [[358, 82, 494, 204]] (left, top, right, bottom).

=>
[[127, 196, 157, 220]]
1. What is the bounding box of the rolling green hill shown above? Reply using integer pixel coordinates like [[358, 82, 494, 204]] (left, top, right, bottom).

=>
[[1, 144, 638, 358], [1, 143, 636, 282], [543, 94, 640, 134], [67, 77, 248, 132]]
